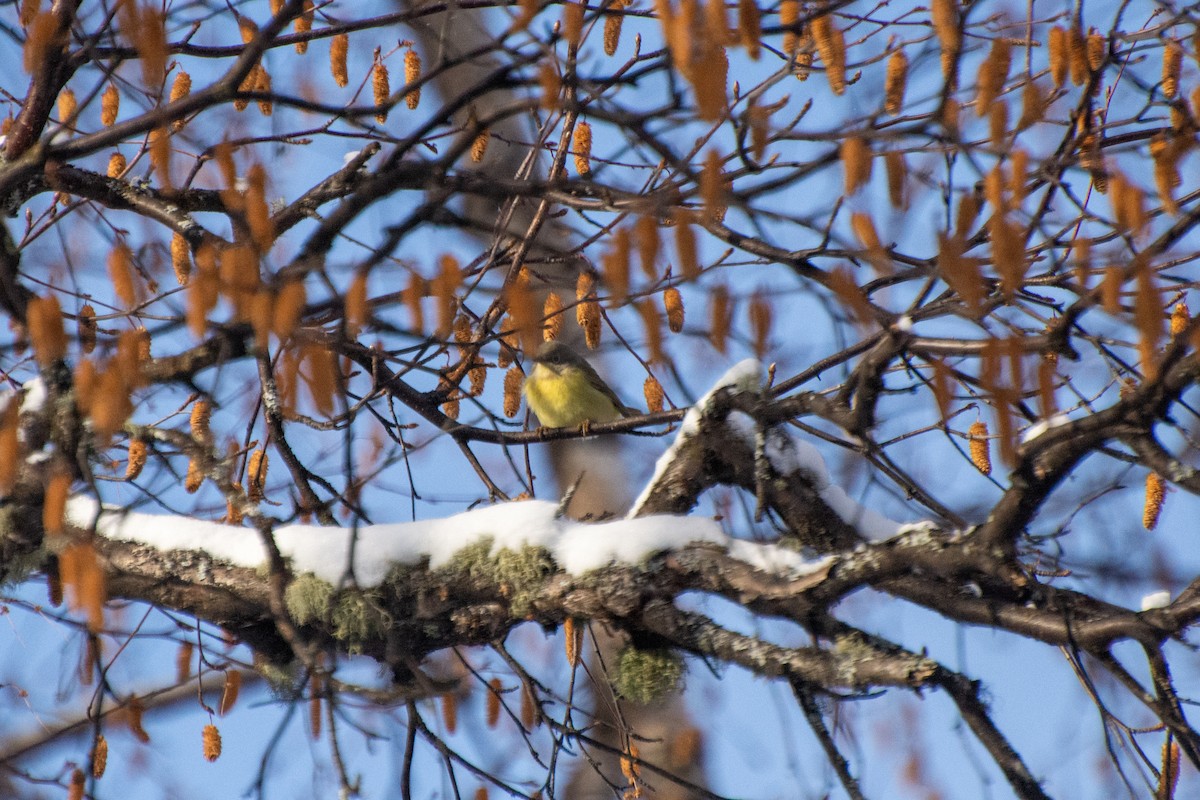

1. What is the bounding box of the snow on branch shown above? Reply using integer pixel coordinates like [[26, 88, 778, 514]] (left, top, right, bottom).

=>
[[631, 358, 918, 541], [69, 496, 829, 588]]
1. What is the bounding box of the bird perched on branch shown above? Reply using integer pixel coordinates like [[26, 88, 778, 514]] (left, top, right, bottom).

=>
[[522, 341, 636, 429]]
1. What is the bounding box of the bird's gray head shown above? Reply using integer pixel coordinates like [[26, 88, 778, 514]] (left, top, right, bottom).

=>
[[532, 341, 580, 369]]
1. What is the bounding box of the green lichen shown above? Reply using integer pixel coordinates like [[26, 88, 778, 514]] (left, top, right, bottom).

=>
[[331, 590, 390, 645], [613, 645, 685, 704], [443, 536, 555, 617], [285, 572, 389, 651], [493, 544, 555, 617], [284, 572, 334, 626], [257, 659, 302, 696], [0, 547, 47, 588], [444, 537, 495, 576]]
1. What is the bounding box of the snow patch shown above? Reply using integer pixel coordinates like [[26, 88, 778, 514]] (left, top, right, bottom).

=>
[[1020, 413, 1070, 444], [20, 377, 46, 415], [1140, 590, 1170, 611], [68, 496, 825, 586], [630, 360, 763, 515]]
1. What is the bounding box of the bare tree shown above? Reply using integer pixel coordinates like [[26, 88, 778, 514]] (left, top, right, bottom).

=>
[[0, 0, 1199, 798]]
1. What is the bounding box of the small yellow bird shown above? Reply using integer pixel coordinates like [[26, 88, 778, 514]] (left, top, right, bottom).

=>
[[522, 341, 636, 428]]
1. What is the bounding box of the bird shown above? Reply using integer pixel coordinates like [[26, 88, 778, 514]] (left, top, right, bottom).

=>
[[522, 340, 637, 429]]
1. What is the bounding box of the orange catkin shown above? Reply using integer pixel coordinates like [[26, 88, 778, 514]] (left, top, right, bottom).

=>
[[184, 458, 204, 493], [0, 409, 18, 497], [779, 0, 799, 56], [43, 469, 70, 536], [975, 37, 1011, 117], [737, 0, 761, 59], [306, 344, 338, 416], [203, 723, 222, 762], [573, 120, 592, 175], [989, 100, 1009, 148], [176, 641, 194, 683], [931, 0, 960, 81], [404, 49, 422, 110], [503, 365, 523, 417], [219, 670, 242, 716], [255, 66, 273, 116], [564, 617, 582, 667], [1162, 41, 1182, 99], [1085, 29, 1105, 72], [444, 391, 460, 422], [109, 241, 136, 308], [538, 62, 561, 110], [101, 83, 120, 126], [330, 34, 349, 87], [674, 210, 699, 281], [968, 420, 991, 475], [563, 0, 584, 46], [884, 150, 906, 209], [346, 272, 369, 335], [1067, 27, 1088, 86], [1170, 300, 1189, 336], [169, 70, 191, 131], [92, 734, 108, 778], [603, 227, 631, 301], [68, 769, 84, 800], [700, 149, 726, 222], [171, 232, 191, 285], [486, 678, 503, 728], [1018, 79, 1046, 129], [841, 136, 871, 195], [748, 291, 771, 357], [810, 12, 846, 95], [149, 125, 172, 189], [1151, 134, 1182, 216], [373, 59, 390, 123], [709, 284, 731, 353], [604, 0, 626, 56], [639, 298, 664, 363], [294, 0, 313, 52], [108, 151, 127, 178], [471, 129, 489, 163], [636, 215, 659, 278], [272, 279, 307, 341], [576, 273, 602, 349], [643, 375, 664, 412], [126, 438, 147, 480], [664, 287, 684, 332], [1159, 739, 1181, 799], [248, 449, 268, 501], [1143, 472, 1165, 530], [1048, 26, 1067, 88], [190, 398, 212, 442], [28, 293, 67, 365], [543, 292, 564, 341], [884, 49, 908, 115], [77, 303, 96, 354]]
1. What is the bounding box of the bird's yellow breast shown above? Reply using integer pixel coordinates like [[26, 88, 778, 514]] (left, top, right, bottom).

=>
[[523, 363, 621, 427]]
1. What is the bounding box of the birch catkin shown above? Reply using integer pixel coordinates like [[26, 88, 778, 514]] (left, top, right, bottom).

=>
[[604, 0, 626, 56], [404, 49, 422, 110], [1163, 41, 1182, 99], [373, 58, 390, 123], [884, 49, 908, 116], [573, 120, 592, 175], [330, 34, 349, 88], [1143, 472, 1164, 530], [968, 420, 991, 475], [810, 13, 846, 95], [101, 83, 119, 126]]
